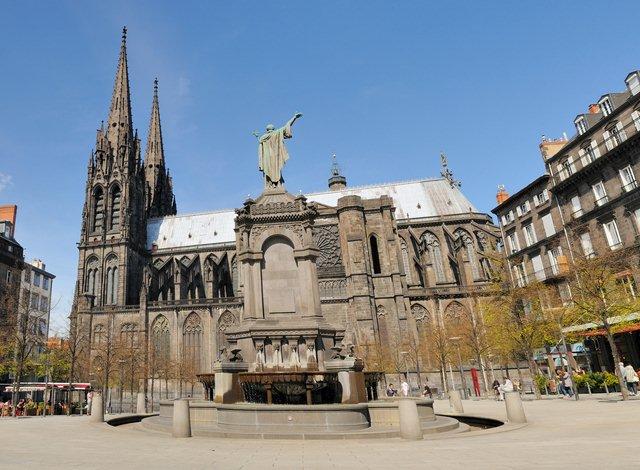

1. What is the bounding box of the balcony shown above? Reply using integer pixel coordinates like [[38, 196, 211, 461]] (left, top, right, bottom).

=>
[[622, 180, 638, 193]]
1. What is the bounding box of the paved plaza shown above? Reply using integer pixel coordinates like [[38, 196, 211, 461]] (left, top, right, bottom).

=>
[[1, 396, 639, 469]]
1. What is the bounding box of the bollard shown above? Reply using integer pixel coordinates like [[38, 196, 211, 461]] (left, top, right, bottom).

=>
[[172, 399, 192, 438], [136, 392, 146, 414], [398, 399, 423, 440], [449, 389, 464, 414], [89, 393, 104, 423], [504, 391, 527, 423]]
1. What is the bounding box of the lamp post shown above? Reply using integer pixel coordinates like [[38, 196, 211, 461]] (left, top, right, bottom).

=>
[[449, 337, 468, 399]]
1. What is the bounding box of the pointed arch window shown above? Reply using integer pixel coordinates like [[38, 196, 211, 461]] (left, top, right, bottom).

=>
[[455, 229, 480, 281], [120, 323, 138, 348], [85, 257, 99, 296], [421, 232, 446, 283], [183, 312, 203, 372], [110, 185, 121, 230], [151, 315, 171, 364], [369, 234, 382, 274], [105, 256, 118, 305], [93, 324, 105, 345], [92, 187, 105, 232]]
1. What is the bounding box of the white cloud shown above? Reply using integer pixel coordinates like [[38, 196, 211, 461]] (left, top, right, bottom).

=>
[[0, 173, 12, 192]]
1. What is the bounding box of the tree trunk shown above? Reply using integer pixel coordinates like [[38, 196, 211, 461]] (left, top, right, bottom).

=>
[[605, 328, 629, 400], [527, 358, 542, 399]]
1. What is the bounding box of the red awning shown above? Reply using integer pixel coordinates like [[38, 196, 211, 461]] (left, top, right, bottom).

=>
[[579, 323, 640, 337]]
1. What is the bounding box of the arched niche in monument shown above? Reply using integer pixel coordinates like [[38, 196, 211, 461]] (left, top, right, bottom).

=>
[[260, 235, 299, 315]]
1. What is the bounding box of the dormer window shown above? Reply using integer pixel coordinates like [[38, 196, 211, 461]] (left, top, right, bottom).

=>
[[575, 116, 588, 135], [599, 97, 613, 117], [626, 72, 640, 95]]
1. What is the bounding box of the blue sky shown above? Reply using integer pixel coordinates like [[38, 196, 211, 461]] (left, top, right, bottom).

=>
[[1, 1, 639, 330]]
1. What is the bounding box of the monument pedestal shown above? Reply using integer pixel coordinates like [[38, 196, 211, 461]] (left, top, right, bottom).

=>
[[325, 358, 367, 404], [213, 361, 249, 404]]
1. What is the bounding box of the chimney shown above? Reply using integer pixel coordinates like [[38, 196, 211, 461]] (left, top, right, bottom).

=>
[[588, 104, 600, 114], [496, 185, 509, 205], [0, 204, 17, 226], [539, 136, 568, 161], [0, 205, 17, 238]]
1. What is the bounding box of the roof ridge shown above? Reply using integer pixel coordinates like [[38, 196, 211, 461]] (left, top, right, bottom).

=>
[[306, 176, 446, 196]]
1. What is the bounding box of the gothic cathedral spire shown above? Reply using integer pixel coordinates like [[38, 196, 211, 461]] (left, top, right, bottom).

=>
[[144, 79, 177, 218], [106, 27, 134, 150], [76, 27, 147, 309]]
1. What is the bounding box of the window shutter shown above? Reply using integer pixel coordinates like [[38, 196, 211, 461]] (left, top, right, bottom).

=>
[[632, 111, 640, 132], [578, 147, 587, 166], [591, 139, 600, 158], [617, 121, 627, 141], [603, 130, 612, 151]]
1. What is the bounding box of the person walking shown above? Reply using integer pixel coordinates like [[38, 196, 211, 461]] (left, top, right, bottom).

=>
[[498, 377, 513, 401], [624, 363, 639, 396], [560, 369, 574, 398], [400, 380, 410, 397], [492, 379, 501, 400], [386, 383, 398, 397]]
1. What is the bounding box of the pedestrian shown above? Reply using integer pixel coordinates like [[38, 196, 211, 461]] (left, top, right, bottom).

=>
[[560, 369, 574, 398], [624, 363, 639, 396], [492, 379, 501, 400], [498, 376, 513, 400], [386, 383, 397, 397], [401, 380, 410, 397], [421, 384, 432, 398], [555, 369, 566, 396]]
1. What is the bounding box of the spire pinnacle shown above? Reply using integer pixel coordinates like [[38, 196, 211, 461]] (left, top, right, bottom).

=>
[[106, 27, 133, 149], [328, 153, 347, 191], [440, 152, 461, 188], [144, 78, 176, 217], [145, 79, 164, 166]]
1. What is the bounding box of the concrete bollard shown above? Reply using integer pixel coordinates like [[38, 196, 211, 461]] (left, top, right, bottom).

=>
[[89, 393, 104, 423], [504, 391, 527, 423], [398, 399, 423, 440], [449, 389, 464, 414], [172, 399, 192, 438], [136, 392, 146, 414]]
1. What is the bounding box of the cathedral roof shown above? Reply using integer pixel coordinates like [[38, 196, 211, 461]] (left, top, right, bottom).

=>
[[307, 177, 478, 220], [146, 177, 480, 250]]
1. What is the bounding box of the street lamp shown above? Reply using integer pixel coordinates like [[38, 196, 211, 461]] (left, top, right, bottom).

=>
[[449, 337, 468, 399]]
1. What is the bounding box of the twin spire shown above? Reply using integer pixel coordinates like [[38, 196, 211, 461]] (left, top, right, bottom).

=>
[[101, 27, 175, 217]]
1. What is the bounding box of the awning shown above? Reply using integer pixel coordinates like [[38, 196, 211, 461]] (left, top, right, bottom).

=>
[[578, 322, 640, 337]]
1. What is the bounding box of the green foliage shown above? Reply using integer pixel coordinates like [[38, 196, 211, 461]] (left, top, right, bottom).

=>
[[534, 374, 548, 393], [573, 371, 619, 390]]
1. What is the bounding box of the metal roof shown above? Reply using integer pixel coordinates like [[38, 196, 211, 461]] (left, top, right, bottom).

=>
[[147, 210, 237, 250], [146, 178, 480, 250], [307, 177, 478, 219]]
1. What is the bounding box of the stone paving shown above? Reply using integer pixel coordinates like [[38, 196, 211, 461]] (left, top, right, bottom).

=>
[[1, 396, 639, 469]]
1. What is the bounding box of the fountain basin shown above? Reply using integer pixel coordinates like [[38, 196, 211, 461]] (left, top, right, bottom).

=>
[[217, 403, 370, 432], [238, 371, 340, 405]]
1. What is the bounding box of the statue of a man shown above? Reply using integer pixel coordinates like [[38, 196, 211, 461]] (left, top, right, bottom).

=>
[[257, 113, 303, 188]]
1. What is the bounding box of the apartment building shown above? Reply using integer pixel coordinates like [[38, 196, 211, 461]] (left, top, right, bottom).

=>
[[19, 259, 55, 353], [493, 71, 640, 370]]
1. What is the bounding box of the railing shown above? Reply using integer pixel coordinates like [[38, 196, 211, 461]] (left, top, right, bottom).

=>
[[594, 195, 609, 207], [147, 297, 242, 307], [552, 115, 640, 188]]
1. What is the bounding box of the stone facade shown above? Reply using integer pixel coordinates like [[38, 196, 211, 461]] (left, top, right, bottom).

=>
[[72, 31, 500, 393], [493, 70, 640, 370]]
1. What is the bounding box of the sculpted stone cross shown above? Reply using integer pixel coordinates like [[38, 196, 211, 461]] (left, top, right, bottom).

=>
[[255, 113, 303, 188]]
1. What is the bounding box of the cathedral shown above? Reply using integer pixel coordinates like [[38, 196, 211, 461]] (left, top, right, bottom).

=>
[[73, 30, 499, 385]]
